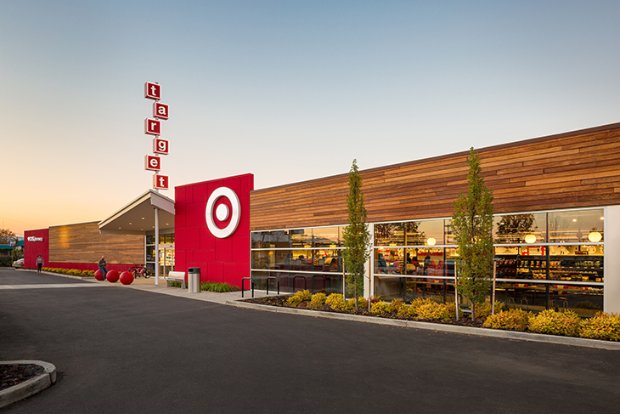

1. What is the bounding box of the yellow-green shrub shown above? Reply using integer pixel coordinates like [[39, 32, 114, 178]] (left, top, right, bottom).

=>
[[370, 299, 403, 317], [416, 301, 455, 321], [528, 309, 581, 336], [325, 294, 352, 311], [308, 292, 327, 309], [579, 313, 620, 341], [396, 304, 416, 319], [410, 298, 436, 314], [348, 297, 368, 312], [482, 309, 530, 331], [476, 301, 506, 320], [287, 290, 312, 306]]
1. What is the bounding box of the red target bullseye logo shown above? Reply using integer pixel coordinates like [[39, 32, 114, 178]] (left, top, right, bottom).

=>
[[205, 187, 241, 238]]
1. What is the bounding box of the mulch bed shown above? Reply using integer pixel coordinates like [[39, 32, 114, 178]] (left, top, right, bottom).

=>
[[0, 364, 44, 391], [243, 295, 484, 327]]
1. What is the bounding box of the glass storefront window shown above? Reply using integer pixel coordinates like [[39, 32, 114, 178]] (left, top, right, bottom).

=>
[[548, 209, 604, 243], [494, 282, 603, 317], [374, 276, 455, 302], [290, 229, 312, 248], [375, 223, 404, 246], [313, 227, 340, 248], [494, 212, 546, 244], [409, 220, 445, 246], [251, 249, 342, 273], [251, 230, 291, 249], [548, 245, 603, 283]]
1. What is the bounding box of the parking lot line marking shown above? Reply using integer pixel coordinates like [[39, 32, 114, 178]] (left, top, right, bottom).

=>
[[0, 284, 109, 290]]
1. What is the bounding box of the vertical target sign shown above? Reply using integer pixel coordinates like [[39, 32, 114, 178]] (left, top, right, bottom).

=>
[[144, 81, 170, 190]]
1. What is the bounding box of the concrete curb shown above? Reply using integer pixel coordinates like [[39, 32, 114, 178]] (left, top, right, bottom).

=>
[[227, 300, 620, 351], [0, 360, 57, 409]]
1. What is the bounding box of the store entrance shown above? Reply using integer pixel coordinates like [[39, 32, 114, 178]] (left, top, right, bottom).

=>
[[145, 232, 175, 278]]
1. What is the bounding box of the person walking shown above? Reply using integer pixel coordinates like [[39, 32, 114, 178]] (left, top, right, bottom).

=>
[[98, 256, 107, 278], [36, 255, 44, 273]]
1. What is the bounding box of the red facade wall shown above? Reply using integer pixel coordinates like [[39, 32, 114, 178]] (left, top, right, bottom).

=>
[[175, 174, 254, 287], [23, 229, 49, 269]]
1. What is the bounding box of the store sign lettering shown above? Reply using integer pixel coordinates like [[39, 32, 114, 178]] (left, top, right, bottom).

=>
[[153, 174, 169, 189], [144, 82, 161, 100], [144, 118, 161, 135], [153, 102, 169, 120], [145, 155, 161, 171], [153, 138, 169, 155], [27, 236, 44, 242]]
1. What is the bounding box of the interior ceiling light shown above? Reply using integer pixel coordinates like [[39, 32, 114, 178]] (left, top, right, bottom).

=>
[[572, 218, 578, 222], [588, 231, 602, 243], [426, 237, 436, 246], [524, 234, 537, 244]]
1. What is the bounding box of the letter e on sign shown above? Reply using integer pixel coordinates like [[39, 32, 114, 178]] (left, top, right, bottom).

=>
[[153, 138, 169, 155], [153, 174, 169, 190], [144, 82, 161, 100], [145, 118, 161, 135], [145, 155, 161, 171], [153, 102, 169, 120]]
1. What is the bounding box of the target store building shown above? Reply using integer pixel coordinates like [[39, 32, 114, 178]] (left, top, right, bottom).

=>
[[23, 122, 620, 316]]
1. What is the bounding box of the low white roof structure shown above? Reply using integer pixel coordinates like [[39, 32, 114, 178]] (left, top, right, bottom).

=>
[[98, 190, 175, 233]]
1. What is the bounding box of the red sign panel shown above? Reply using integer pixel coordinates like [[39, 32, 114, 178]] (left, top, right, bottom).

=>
[[145, 155, 161, 171], [153, 102, 169, 120], [153, 138, 169, 155], [175, 174, 254, 287], [144, 118, 161, 136], [153, 174, 169, 190], [144, 82, 161, 100]]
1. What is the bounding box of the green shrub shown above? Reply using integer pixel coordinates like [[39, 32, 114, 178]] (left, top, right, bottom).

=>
[[579, 313, 620, 341], [416, 301, 455, 321], [287, 289, 312, 306], [476, 301, 506, 320], [200, 282, 240, 292], [482, 309, 530, 331], [528, 309, 581, 337], [308, 292, 327, 309]]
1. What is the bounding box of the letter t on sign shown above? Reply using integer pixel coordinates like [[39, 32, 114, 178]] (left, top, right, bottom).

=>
[[144, 82, 161, 100]]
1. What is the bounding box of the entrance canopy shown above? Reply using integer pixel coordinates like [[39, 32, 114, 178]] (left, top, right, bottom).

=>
[[99, 190, 175, 233]]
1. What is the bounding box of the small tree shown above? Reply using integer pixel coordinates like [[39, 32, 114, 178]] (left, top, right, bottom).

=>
[[343, 159, 371, 311], [0, 228, 16, 244], [452, 148, 494, 319]]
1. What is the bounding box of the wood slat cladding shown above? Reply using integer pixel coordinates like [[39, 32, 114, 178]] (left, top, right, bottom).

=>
[[250, 123, 620, 230], [49, 222, 144, 264]]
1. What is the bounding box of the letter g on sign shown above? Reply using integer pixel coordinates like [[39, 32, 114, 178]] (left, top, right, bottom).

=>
[[205, 187, 241, 238]]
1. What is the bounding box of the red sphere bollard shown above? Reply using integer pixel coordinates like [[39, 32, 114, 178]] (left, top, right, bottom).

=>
[[94, 270, 105, 281], [106, 270, 119, 283], [119, 271, 134, 285]]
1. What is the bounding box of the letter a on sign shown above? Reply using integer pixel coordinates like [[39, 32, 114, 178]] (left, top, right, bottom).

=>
[[144, 82, 161, 100], [145, 118, 161, 135], [153, 102, 169, 120]]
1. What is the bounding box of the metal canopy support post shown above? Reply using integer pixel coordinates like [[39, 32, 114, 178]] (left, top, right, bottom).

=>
[[154, 207, 159, 286]]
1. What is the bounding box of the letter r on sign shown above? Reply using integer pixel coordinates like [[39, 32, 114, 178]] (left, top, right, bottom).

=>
[[145, 118, 161, 135]]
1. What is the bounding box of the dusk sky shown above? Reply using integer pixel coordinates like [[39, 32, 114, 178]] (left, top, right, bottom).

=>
[[2, 0, 619, 235]]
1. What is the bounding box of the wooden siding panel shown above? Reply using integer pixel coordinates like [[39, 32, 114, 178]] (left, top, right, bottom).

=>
[[251, 123, 620, 230], [49, 222, 144, 264]]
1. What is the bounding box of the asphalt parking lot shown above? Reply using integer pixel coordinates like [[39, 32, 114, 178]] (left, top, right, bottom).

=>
[[1, 268, 619, 413]]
